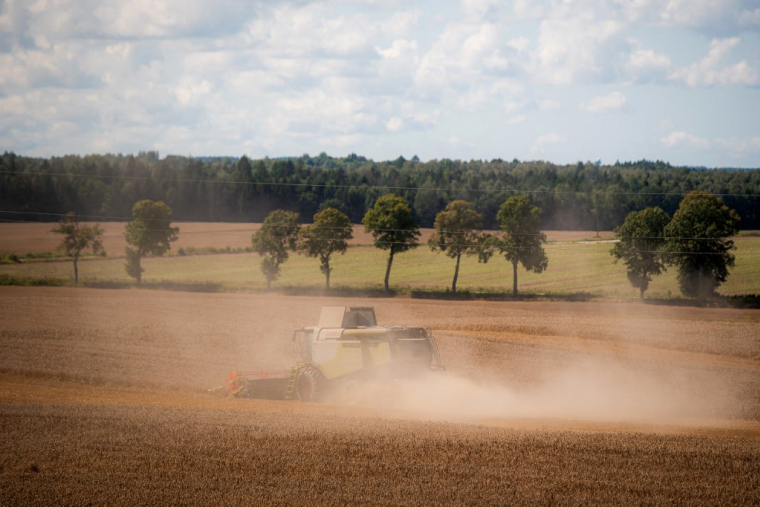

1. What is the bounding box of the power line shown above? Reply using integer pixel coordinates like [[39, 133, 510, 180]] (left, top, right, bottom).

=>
[[1, 169, 759, 198]]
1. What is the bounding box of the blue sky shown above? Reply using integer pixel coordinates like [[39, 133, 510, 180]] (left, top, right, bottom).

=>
[[1, 0, 759, 167]]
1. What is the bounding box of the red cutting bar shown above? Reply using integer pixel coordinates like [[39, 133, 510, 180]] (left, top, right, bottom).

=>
[[236, 370, 292, 379]]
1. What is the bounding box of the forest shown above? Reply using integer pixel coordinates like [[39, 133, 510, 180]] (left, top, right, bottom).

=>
[[1, 151, 759, 229]]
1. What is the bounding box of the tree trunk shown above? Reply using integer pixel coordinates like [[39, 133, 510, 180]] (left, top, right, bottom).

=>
[[697, 268, 705, 302], [136, 255, 142, 285], [452, 253, 461, 293], [325, 263, 330, 290], [384, 249, 395, 292], [266, 275, 272, 290], [73, 254, 79, 284], [512, 259, 518, 296], [639, 271, 649, 300]]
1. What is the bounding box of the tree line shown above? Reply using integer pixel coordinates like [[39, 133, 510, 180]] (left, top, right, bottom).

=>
[[4, 151, 759, 230], [251, 191, 739, 300], [611, 191, 741, 300], [53, 190, 742, 300]]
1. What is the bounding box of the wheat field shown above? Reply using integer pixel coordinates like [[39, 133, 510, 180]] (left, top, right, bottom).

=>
[[1, 287, 759, 504]]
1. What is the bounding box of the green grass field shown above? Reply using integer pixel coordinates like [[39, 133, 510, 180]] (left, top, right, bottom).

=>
[[2, 237, 759, 299]]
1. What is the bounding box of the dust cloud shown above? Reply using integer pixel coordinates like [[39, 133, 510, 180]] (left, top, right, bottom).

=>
[[345, 360, 743, 424]]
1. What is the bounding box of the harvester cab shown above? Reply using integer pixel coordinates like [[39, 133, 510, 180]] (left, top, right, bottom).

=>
[[291, 306, 377, 363], [226, 306, 444, 402]]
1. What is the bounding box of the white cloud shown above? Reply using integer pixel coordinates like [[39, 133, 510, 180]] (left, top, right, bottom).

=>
[[385, 116, 403, 132], [460, 0, 500, 21], [245, 4, 384, 62], [660, 0, 728, 27], [715, 136, 760, 158], [376, 39, 419, 89], [21, 0, 256, 41], [739, 8, 760, 27], [615, 0, 760, 34], [461, 23, 509, 70], [380, 10, 421, 38], [532, 13, 623, 84], [506, 37, 530, 52], [531, 132, 565, 153], [614, 0, 656, 23], [406, 108, 440, 128], [1, 0, 759, 166], [0, 41, 106, 92], [660, 131, 710, 149], [449, 135, 475, 149], [539, 98, 560, 111], [625, 46, 671, 81], [670, 38, 759, 87], [229, 70, 284, 94], [377, 39, 418, 60], [659, 0, 747, 31], [502, 93, 529, 114], [414, 21, 523, 108], [580, 91, 627, 113], [512, 0, 547, 20], [104, 43, 132, 58], [275, 88, 378, 136], [173, 78, 213, 107], [2, 2, 434, 157]]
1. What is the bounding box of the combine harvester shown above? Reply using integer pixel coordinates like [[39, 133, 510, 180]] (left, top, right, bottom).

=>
[[226, 306, 444, 402]]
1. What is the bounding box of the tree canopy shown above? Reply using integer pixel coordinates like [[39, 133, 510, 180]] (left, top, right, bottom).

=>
[[124, 200, 179, 284], [298, 207, 353, 290], [252, 210, 300, 289], [362, 194, 420, 291], [51, 211, 104, 283], [610, 206, 670, 298], [664, 191, 741, 299], [2, 152, 758, 230], [483, 196, 548, 295], [429, 200, 483, 293]]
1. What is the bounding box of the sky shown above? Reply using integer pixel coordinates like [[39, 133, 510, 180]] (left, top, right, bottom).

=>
[[1, 0, 759, 167]]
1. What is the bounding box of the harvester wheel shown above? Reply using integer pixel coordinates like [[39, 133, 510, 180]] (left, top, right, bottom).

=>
[[296, 366, 326, 402]]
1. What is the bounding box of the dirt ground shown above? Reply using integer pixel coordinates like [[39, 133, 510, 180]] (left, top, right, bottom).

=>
[[0, 222, 614, 254], [1, 287, 759, 505]]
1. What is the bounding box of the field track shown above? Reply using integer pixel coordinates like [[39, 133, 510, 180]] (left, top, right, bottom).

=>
[[1, 287, 759, 504]]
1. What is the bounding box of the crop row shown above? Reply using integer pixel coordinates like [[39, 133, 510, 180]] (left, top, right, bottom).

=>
[[2, 403, 759, 505]]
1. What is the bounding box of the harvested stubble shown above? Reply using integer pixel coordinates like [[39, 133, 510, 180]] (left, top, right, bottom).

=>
[[2, 403, 759, 506], [1, 286, 760, 504]]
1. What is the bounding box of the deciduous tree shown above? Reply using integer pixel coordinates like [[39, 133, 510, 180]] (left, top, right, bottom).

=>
[[428, 200, 483, 293], [362, 194, 420, 291], [252, 210, 300, 289], [124, 200, 179, 285], [610, 206, 670, 299], [298, 207, 353, 290], [51, 211, 104, 284], [481, 196, 548, 296], [664, 191, 740, 300]]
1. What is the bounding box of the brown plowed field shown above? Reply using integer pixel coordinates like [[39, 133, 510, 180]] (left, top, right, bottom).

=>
[[1, 287, 759, 505]]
